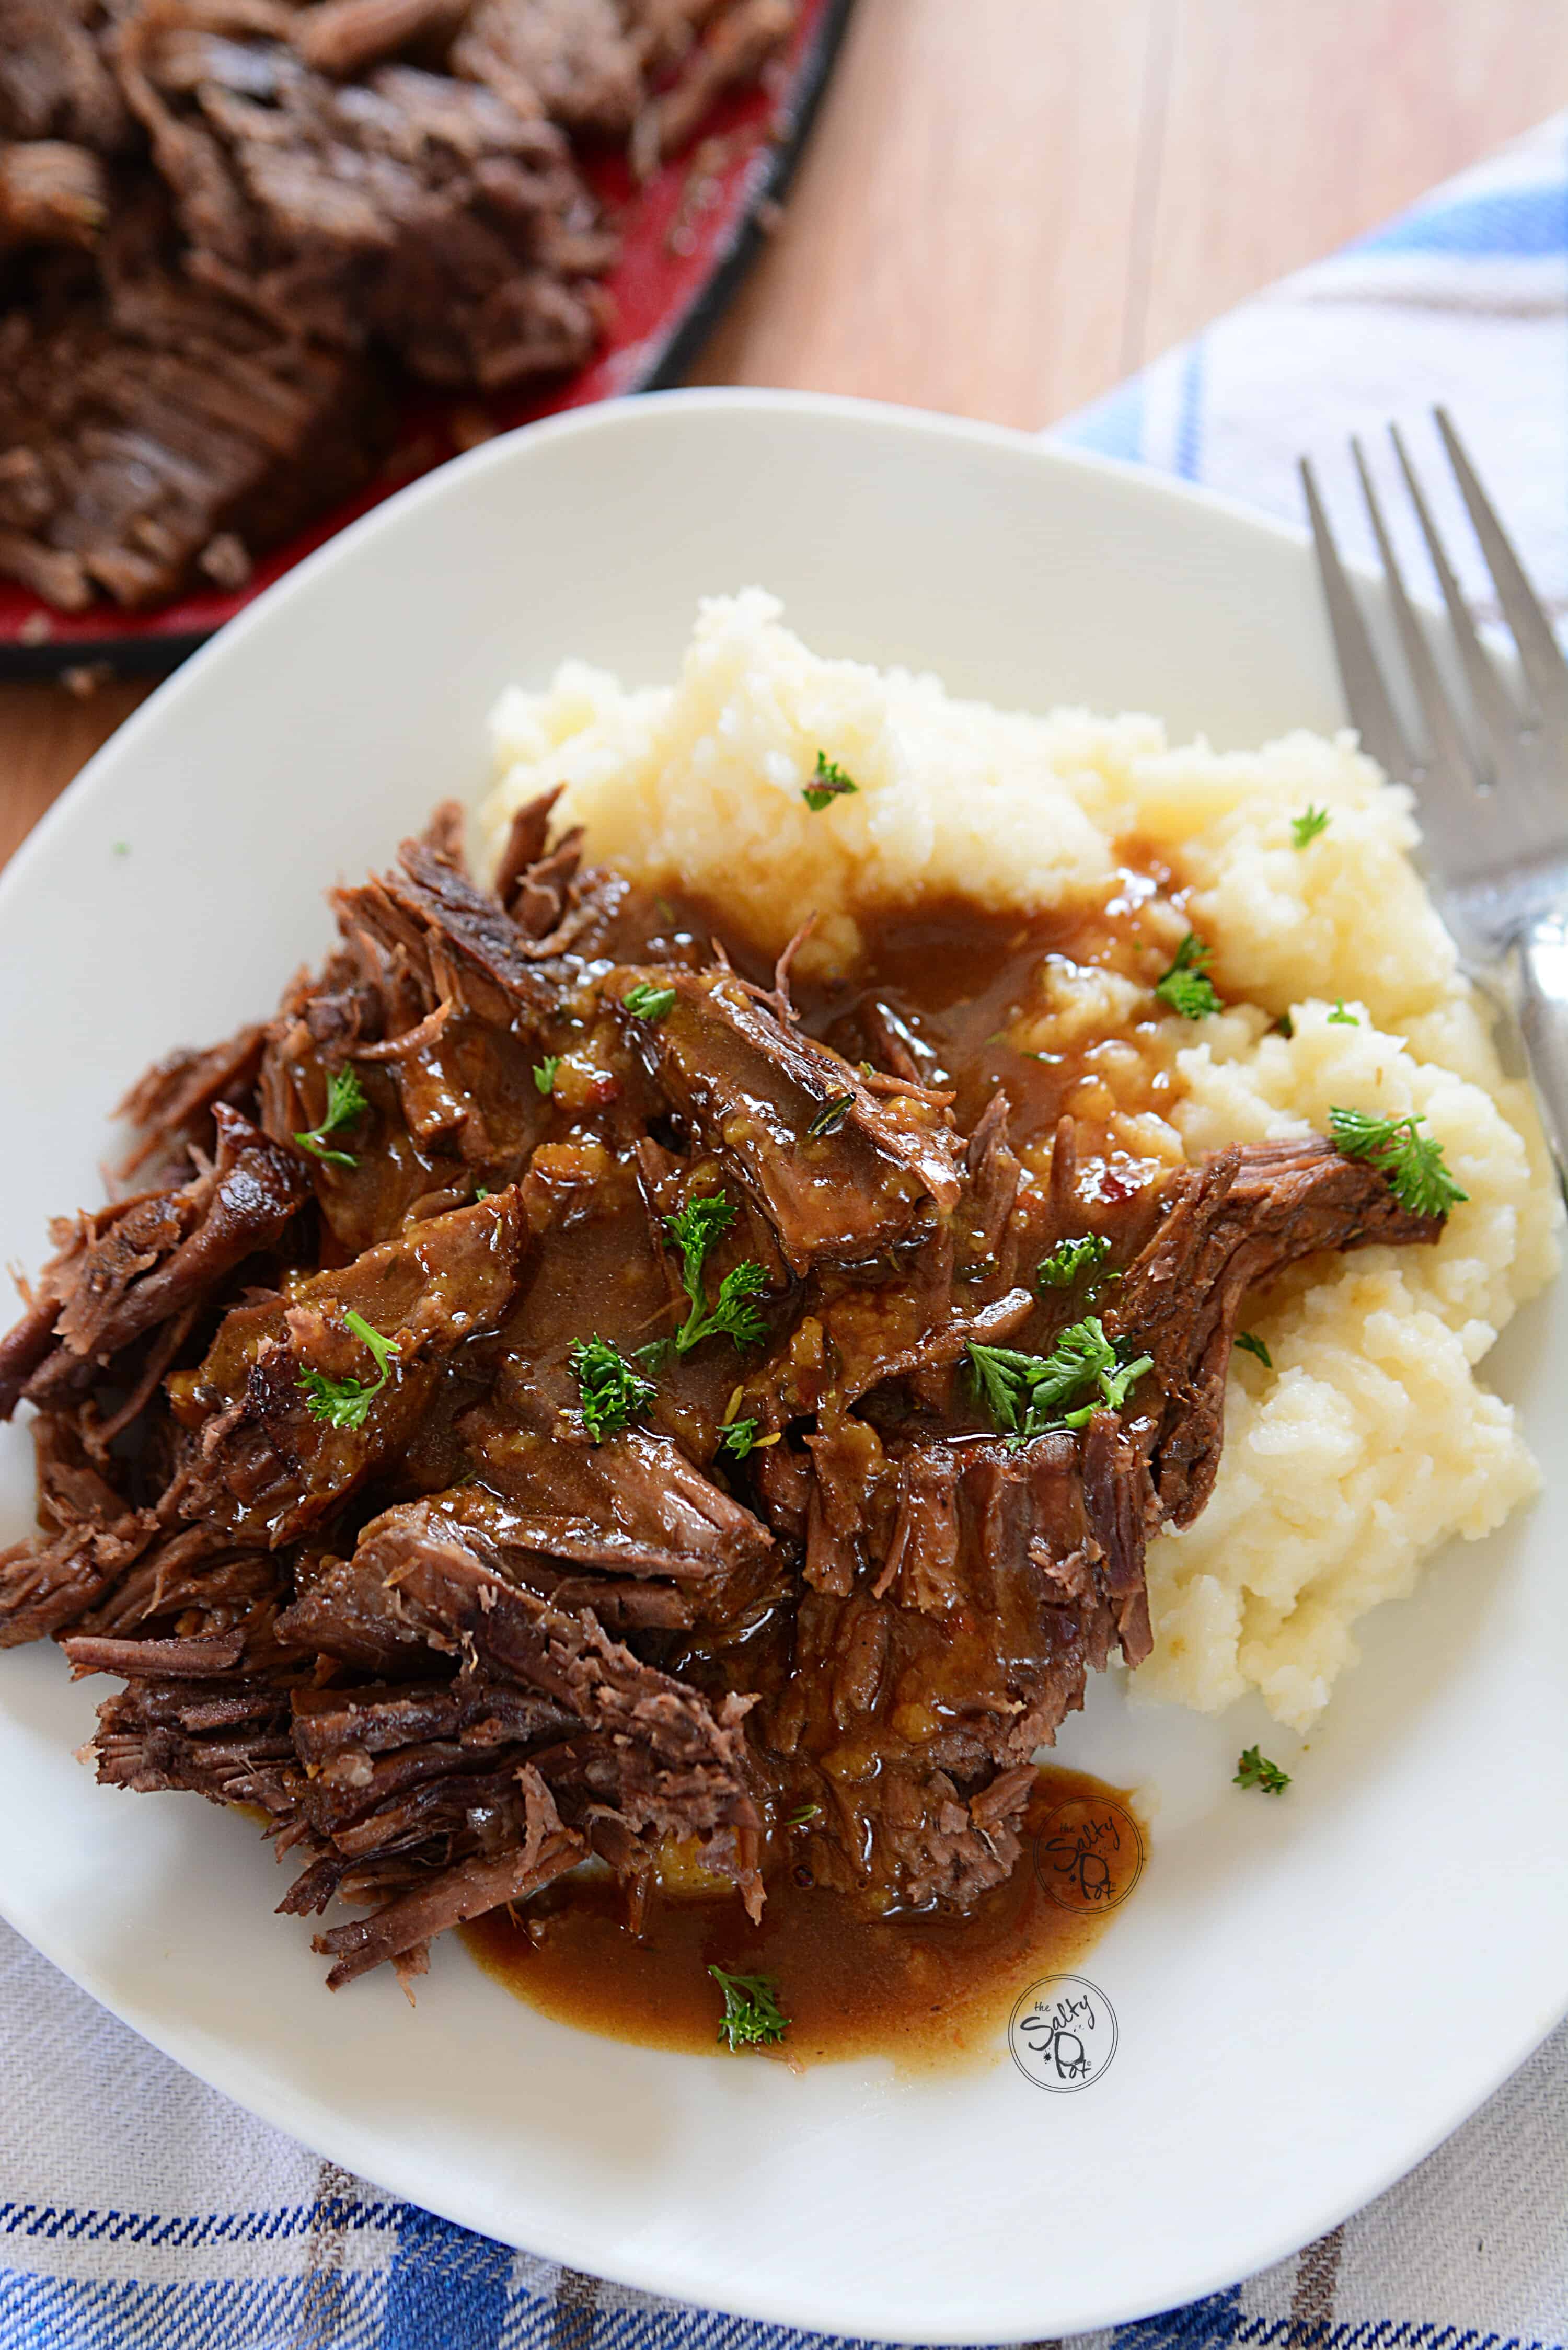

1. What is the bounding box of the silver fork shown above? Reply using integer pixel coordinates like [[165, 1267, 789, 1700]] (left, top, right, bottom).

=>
[[1301, 409, 1568, 1181]]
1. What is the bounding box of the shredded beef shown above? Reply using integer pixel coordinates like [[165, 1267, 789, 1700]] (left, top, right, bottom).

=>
[[0, 201, 389, 610], [0, 0, 803, 614], [117, 13, 613, 387], [0, 807, 1449, 1979], [0, 2, 130, 151]]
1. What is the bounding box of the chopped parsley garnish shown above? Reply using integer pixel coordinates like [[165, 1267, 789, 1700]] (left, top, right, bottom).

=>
[[785, 1803, 821, 1828], [294, 1066, 370, 1169], [1235, 1331, 1273, 1369], [634, 1337, 675, 1373], [665, 1191, 736, 1287], [718, 1414, 762, 1459], [1037, 1233, 1111, 1291], [1292, 805, 1331, 848], [622, 981, 677, 1021], [802, 751, 859, 812], [806, 1092, 854, 1140], [967, 1316, 1154, 1445], [1234, 1746, 1291, 1795], [1154, 932, 1221, 1020], [663, 1192, 769, 1354], [1328, 1106, 1468, 1219], [533, 1055, 561, 1096], [709, 1965, 790, 2051], [568, 1335, 655, 1443], [684, 1261, 769, 1354], [1276, 1011, 1295, 1039], [1093, 1351, 1155, 1413], [1328, 999, 1357, 1026], [298, 1307, 400, 1430]]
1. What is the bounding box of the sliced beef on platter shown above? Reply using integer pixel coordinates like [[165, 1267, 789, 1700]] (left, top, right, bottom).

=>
[[0, 1, 130, 152], [116, 10, 615, 390], [0, 140, 110, 255], [0, 0, 806, 615], [624, 0, 795, 175], [452, 0, 795, 166], [290, 0, 477, 80], [0, 203, 390, 610], [0, 806, 1453, 1984], [451, 0, 649, 127]]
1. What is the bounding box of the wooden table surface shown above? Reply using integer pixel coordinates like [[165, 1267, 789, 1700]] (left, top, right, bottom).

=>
[[5, 0, 1567, 864]]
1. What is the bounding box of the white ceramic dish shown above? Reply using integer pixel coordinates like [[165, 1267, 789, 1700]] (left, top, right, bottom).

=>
[[0, 391, 1562, 2344]]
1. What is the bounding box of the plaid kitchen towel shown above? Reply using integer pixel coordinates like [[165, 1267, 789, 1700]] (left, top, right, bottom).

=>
[[3, 110, 1568, 2350]]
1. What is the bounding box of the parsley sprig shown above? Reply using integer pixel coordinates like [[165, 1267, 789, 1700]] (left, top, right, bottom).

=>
[[298, 1307, 400, 1430], [294, 1066, 369, 1169], [1328, 1105, 1468, 1218], [533, 1055, 561, 1096], [623, 980, 677, 1021], [1154, 932, 1221, 1020], [802, 751, 859, 812], [1038, 1234, 1111, 1291], [709, 1965, 790, 2051], [568, 1335, 655, 1443], [718, 1414, 762, 1459], [1234, 1746, 1291, 1795], [1235, 1331, 1273, 1369], [967, 1315, 1154, 1445], [663, 1192, 769, 1355], [1292, 805, 1331, 848]]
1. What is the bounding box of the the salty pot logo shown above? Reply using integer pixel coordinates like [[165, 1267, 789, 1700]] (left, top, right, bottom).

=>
[[1008, 1974, 1118, 2093], [1033, 1796, 1144, 1913]]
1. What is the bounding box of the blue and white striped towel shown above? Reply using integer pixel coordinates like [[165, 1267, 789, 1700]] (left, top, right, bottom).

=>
[[4, 110, 1567, 2350]]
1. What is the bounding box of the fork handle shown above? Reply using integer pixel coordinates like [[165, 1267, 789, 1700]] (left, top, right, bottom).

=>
[[1518, 916, 1568, 1184]]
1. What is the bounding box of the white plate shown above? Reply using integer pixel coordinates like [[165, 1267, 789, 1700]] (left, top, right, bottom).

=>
[[1, 391, 1563, 2344]]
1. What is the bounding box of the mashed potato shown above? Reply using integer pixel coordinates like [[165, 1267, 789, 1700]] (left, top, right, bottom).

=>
[[481, 590, 1561, 1732]]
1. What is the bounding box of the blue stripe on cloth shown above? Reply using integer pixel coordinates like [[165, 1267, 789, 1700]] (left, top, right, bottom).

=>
[[1174, 339, 1204, 482], [382, 2205, 514, 2350], [0, 2271, 388, 2350], [1054, 372, 1146, 461], [1352, 185, 1568, 258], [1114, 2285, 1245, 2350], [0, 2198, 403, 2249]]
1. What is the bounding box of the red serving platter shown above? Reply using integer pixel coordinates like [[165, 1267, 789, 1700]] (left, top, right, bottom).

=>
[[0, 0, 853, 677]]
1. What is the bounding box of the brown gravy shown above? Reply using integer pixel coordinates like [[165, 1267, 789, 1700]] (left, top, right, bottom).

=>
[[464, 1765, 1143, 2069]]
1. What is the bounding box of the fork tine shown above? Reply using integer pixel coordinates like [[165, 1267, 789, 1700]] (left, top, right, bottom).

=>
[[1299, 457, 1411, 781], [1389, 423, 1518, 789], [1435, 407, 1568, 746], [1351, 437, 1475, 801]]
